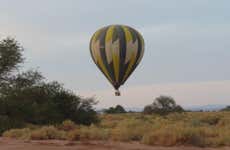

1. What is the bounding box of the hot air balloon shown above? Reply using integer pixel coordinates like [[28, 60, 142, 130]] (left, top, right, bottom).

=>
[[90, 25, 144, 96]]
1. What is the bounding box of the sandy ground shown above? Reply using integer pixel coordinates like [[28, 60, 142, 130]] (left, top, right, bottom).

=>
[[0, 138, 229, 150]]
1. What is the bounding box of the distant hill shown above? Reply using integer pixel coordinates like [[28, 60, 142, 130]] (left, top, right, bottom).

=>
[[184, 104, 228, 111], [124, 107, 143, 112], [124, 105, 228, 112], [97, 104, 228, 113]]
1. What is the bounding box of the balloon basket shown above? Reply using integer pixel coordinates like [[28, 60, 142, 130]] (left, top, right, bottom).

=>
[[115, 90, 120, 96]]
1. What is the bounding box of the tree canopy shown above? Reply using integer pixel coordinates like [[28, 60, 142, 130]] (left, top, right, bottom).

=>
[[0, 38, 23, 81], [143, 96, 184, 115], [0, 38, 98, 134]]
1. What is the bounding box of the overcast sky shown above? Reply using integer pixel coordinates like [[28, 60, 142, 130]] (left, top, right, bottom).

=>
[[0, 0, 229, 108]]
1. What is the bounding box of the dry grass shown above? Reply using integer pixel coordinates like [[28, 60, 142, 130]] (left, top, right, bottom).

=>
[[30, 126, 66, 140], [67, 125, 109, 141], [3, 128, 31, 140], [58, 120, 76, 131], [2, 112, 230, 147]]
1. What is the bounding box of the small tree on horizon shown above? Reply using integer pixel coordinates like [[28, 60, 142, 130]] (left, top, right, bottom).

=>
[[143, 95, 184, 115], [221, 105, 230, 111], [104, 105, 126, 114]]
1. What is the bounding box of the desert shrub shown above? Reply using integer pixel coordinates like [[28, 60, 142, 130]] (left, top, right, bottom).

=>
[[142, 127, 182, 146], [166, 112, 187, 121], [30, 126, 66, 140], [79, 125, 109, 140], [3, 128, 31, 140], [98, 114, 127, 128], [3, 126, 68, 141], [2, 112, 230, 147], [199, 115, 220, 125], [185, 134, 206, 147], [67, 128, 80, 140], [58, 120, 76, 131], [99, 119, 118, 128], [110, 119, 153, 141], [217, 115, 230, 126], [88, 127, 109, 140], [67, 125, 109, 141], [190, 119, 203, 127], [142, 125, 208, 147], [216, 129, 230, 146]]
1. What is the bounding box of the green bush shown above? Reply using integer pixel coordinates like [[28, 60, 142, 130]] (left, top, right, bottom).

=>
[[0, 115, 24, 134], [0, 38, 99, 134], [0, 74, 98, 133]]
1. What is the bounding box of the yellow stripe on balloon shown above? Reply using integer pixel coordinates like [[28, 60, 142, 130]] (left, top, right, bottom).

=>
[[95, 47, 113, 83], [122, 26, 134, 64], [122, 26, 132, 42], [105, 26, 114, 42], [92, 29, 102, 42], [137, 32, 145, 64], [105, 26, 114, 64], [112, 39, 120, 82], [91, 40, 100, 62]]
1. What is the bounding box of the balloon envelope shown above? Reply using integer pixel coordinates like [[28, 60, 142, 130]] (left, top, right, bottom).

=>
[[90, 25, 144, 95]]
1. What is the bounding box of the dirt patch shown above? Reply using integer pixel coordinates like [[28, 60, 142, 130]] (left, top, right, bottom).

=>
[[0, 138, 229, 150]]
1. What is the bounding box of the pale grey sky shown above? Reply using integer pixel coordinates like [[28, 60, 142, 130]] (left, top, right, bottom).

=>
[[0, 0, 229, 107]]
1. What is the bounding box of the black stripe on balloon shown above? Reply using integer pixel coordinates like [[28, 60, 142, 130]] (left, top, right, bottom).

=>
[[131, 27, 142, 68], [128, 26, 137, 43], [95, 26, 106, 41], [121, 26, 138, 85], [112, 26, 119, 43], [121, 27, 142, 85], [116, 26, 126, 88], [105, 26, 115, 82], [98, 26, 116, 86], [110, 26, 119, 89]]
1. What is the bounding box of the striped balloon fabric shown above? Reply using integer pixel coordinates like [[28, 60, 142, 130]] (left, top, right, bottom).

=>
[[90, 25, 144, 96]]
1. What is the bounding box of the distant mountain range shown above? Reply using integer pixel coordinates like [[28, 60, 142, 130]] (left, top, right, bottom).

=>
[[184, 104, 228, 111], [124, 104, 228, 112], [97, 104, 228, 112]]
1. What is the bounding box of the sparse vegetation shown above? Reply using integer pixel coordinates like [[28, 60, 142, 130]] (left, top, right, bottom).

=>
[[1, 38, 229, 148], [3, 112, 230, 147], [30, 126, 66, 140]]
